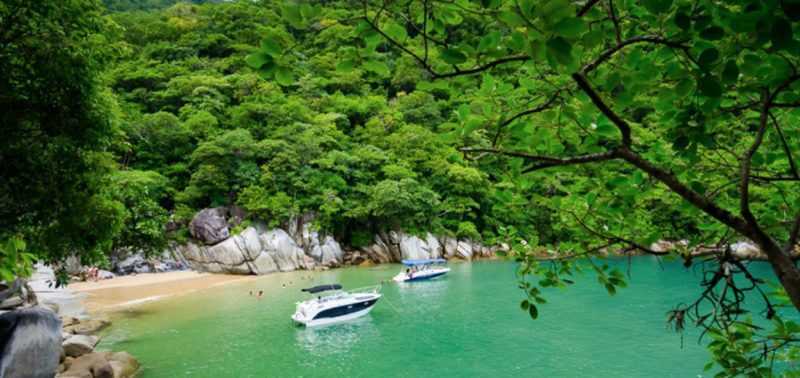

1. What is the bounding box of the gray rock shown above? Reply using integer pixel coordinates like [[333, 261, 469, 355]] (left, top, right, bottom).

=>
[[399, 234, 432, 260], [189, 207, 230, 245], [456, 241, 474, 260], [442, 237, 459, 259], [115, 253, 147, 275], [62, 334, 99, 358], [206, 237, 247, 267], [250, 252, 278, 274], [0, 307, 62, 378], [261, 229, 305, 271]]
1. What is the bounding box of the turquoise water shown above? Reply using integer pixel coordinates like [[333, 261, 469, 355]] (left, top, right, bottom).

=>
[[99, 259, 781, 377]]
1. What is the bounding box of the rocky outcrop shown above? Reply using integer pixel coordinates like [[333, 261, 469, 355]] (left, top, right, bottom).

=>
[[0, 307, 62, 378], [174, 209, 504, 275], [63, 334, 99, 358], [189, 207, 231, 245]]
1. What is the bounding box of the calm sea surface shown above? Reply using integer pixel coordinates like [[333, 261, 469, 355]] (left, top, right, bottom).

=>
[[99, 258, 789, 377]]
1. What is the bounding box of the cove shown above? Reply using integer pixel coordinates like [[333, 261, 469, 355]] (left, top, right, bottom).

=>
[[98, 258, 777, 377]]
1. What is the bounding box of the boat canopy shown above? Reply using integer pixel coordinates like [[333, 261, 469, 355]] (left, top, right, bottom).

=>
[[301, 284, 342, 293], [401, 259, 447, 266]]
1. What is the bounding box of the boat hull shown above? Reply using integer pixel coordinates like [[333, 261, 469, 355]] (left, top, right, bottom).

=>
[[292, 295, 380, 327], [392, 267, 450, 282]]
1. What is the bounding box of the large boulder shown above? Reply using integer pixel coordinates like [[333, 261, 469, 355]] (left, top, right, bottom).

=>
[[398, 233, 442, 260], [59, 352, 113, 378], [189, 207, 230, 245], [63, 318, 110, 336], [456, 241, 474, 260], [0, 307, 62, 378], [399, 234, 431, 260], [107, 352, 139, 378], [249, 252, 278, 274], [260, 229, 306, 271], [62, 334, 99, 358], [205, 237, 247, 267], [114, 253, 147, 275]]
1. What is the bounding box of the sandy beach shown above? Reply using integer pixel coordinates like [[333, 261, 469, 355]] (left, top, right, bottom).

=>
[[69, 271, 257, 313]]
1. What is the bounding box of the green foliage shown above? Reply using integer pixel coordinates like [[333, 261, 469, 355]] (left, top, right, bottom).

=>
[[0, 0, 126, 272]]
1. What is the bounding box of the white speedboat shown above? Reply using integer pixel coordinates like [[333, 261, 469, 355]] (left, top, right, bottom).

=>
[[291, 284, 381, 327], [392, 259, 450, 282]]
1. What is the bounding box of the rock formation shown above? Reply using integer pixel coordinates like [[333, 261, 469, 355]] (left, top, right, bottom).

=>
[[0, 307, 62, 378], [172, 209, 505, 275], [188, 207, 231, 245]]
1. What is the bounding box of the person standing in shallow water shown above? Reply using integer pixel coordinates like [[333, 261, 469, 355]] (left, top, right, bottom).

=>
[[257, 290, 263, 299]]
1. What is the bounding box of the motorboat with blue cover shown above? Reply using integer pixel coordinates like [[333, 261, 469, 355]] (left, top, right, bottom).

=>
[[392, 259, 450, 282], [291, 284, 381, 327]]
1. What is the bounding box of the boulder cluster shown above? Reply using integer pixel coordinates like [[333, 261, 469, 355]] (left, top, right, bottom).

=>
[[173, 208, 504, 275], [0, 269, 139, 378]]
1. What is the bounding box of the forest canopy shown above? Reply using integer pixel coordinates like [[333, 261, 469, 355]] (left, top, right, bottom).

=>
[[3, 0, 800, 375]]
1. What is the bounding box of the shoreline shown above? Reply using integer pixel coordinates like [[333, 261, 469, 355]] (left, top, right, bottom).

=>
[[69, 271, 258, 314]]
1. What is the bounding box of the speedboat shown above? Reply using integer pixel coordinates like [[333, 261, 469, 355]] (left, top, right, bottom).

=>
[[392, 259, 450, 282], [291, 284, 381, 327]]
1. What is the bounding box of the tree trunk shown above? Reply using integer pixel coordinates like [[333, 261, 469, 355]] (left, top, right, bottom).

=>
[[751, 229, 800, 311]]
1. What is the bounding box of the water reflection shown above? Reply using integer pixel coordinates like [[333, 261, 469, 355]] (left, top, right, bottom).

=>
[[294, 316, 380, 358]]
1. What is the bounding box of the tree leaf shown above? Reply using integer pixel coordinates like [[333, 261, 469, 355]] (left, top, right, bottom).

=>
[[274, 66, 294, 86], [520, 299, 530, 310], [260, 37, 282, 56], [363, 60, 389, 76], [700, 26, 724, 40], [771, 18, 793, 50], [440, 48, 468, 64], [722, 60, 739, 84], [674, 12, 691, 29], [384, 22, 407, 41], [697, 48, 720, 69], [335, 59, 355, 73], [698, 75, 722, 98], [528, 303, 539, 319], [641, 0, 673, 14], [554, 17, 587, 38], [245, 52, 270, 69], [545, 37, 572, 65]]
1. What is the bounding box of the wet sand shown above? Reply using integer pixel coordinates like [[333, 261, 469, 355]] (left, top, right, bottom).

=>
[[69, 271, 257, 313]]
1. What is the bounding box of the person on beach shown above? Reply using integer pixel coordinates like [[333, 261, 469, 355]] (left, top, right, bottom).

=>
[[257, 290, 263, 299]]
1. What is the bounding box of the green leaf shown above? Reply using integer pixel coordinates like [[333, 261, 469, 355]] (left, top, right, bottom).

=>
[[698, 75, 722, 98], [641, 0, 673, 14], [697, 48, 720, 69], [384, 22, 407, 41], [274, 66, 294, 86], [478, 31, 500, 52], [553, 17, 587, 38], [335, 59, 355, 73], [605, 283, 616, 295], [700, 26, 724, 40], [771, 18, 793, 50], [260, 38, 282, 56], [363, 60, 389, 76], [545, 37, 572, 65], [674, 12, 691, 29], [722, 60, 739, 84], [528, 303, 539, 319], [440, 48, 468, 65], [245, 52, 270, 69], [520, 299, 530, 310]]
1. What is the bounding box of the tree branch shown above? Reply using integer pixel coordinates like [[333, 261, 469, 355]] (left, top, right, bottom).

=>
[[615, 147, 751, 235], [740, 91, 771, 224], [459, 147, 620, 173], [492, 92, 561, 146], [580, 36, 689, 75], [572, 73, 632, 146]]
